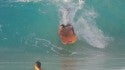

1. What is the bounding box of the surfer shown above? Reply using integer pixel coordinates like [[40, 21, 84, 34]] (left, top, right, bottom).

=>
[[34, 61, 42, 70], [59, 23, 77, 44]]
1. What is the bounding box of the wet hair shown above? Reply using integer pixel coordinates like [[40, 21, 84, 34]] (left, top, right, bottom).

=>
[[35, 61, 41, 68], [66, 23, 75, 35], [60, 24, 65, 27], [60, 23, 72, 28]]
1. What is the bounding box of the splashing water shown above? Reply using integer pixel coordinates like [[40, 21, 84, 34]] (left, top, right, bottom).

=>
[[76, 17, 109, 48], [58, 0, 110, 48], [59, 0, 84, 25]]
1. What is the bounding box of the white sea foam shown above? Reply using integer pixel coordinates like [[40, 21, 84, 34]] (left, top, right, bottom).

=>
[[64, 0, 71, 3], [58, 0, 110, 48], [59, 0, 84, 25], [76, 17, 109, 48]]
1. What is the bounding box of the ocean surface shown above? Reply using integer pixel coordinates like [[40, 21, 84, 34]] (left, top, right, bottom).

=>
[[0, 0, 125, 70]]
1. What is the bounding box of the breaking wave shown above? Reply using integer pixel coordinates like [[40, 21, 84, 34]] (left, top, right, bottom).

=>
[[58, 0, 111, 48]]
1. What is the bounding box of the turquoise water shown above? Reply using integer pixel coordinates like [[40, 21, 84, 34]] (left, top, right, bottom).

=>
[[0, 0, 125, 70]]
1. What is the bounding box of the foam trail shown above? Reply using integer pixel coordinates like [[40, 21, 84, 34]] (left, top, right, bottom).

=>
[[76, 17, 108, 48], [59, 7, 72, 25]]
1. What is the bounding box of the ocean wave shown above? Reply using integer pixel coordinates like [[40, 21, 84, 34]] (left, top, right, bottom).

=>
[[2, 0, 111, 48]]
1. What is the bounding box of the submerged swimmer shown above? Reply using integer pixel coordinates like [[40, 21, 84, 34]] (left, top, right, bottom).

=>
[[35, 61, 42, 70], [59, 23, 77, 44]]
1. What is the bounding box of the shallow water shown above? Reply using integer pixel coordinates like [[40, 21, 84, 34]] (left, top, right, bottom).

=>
[[0, 0, 125, 70]]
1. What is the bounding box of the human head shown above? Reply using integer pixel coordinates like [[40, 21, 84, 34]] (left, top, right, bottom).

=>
[[35, 61, 41, 70], [60, 24, 65, 27]]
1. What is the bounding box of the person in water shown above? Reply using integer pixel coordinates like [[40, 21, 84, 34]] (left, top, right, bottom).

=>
[[60, 24, 75, 36], [34, 61, 42, 70], [59, 23, 77, 44]]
